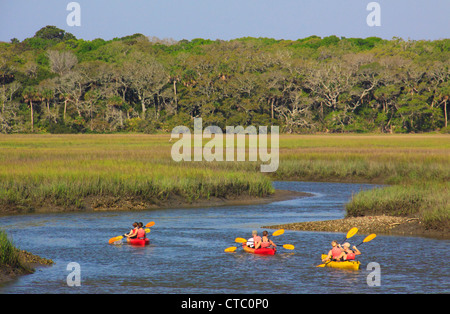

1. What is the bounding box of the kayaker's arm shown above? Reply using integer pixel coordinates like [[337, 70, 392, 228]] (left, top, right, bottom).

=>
[[125, 229, 137, 238], [353, 246, 361, 255]]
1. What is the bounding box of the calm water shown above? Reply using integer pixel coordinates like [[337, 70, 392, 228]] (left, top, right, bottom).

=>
[[0, 181, 448, 294]]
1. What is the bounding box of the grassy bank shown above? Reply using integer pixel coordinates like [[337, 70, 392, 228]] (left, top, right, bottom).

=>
[[0, 134, 274, 214], [0, 229, 54, 284], [0, 230, 21, 269], [346, 182, 449, 230], [272, 135, 449, 231], [0, 134, 448, 233]]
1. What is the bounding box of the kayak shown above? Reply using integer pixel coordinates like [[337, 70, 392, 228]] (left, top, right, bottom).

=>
[[320, 254, 360, 270], [243, 244, 276, 255], [129, 238, 150, 246]]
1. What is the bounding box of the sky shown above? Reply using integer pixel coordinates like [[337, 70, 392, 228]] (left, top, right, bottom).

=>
[[0, 0, 449, 42]]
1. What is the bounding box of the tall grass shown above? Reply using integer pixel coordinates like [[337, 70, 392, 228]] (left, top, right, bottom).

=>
[[0, 230, 21, 268], [0, 133, 448, 229], [346, 182, 449, 229], [0, 134, 274, 212], [272, 134, 449, 229]]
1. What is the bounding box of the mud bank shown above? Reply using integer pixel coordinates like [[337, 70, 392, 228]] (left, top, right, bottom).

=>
[[0, 250, 54, 285], [265, 215, 450, 240], [0, 189, 312, 216]]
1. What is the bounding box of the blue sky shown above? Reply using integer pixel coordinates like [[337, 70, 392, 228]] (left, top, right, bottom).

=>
[[0, 0, 449, 42]]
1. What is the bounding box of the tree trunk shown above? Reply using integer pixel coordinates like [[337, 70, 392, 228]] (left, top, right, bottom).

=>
[[141, 100, 146, 119], [173, 80, 178, 113], [271, 98, 274, 120], [444, 100, 448, 128], [64, 99, 67, 121], [30, 100, 34, 132]]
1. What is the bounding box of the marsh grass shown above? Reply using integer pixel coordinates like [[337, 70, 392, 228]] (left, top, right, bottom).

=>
[[0, 134, 448, 228], [0, 230, 21, 268], [0, 134, 274, 212], [272, 134, 449, 229], [346, 182, 449, 229]]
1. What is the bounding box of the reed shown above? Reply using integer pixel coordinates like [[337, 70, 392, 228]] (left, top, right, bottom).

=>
[[0, 230, 21, 268], [0, 134, 274, 212], [345, 182, 449, 230], [0, 134, 448, 229]]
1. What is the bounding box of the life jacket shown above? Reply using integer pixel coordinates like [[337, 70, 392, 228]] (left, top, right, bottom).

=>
[[345, 251, 356, 260], [260, 236, 271, 248], [129, 228, 138, 239], [137, 228, 146, 239], [331, 247, 341, 259]]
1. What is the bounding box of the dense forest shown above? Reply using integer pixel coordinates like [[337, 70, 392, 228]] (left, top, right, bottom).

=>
[[0, 26, 449, 134]]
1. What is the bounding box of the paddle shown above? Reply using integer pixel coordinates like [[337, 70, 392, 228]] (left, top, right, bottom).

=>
[[341, 227, 358, 245], [316, 227, 358, 267], [272, 229, 284, 237], [108, 221, 155, 244], [354, 233, 376, 247]]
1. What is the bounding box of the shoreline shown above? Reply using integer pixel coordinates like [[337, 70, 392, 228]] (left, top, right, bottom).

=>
[[0, 250, 54, 285], [0, 189, 312, 216], [264, 215, 450, 240]]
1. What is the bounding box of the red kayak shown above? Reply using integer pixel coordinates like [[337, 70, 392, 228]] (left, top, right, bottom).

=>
[[129, 238, 150, 246], [242, 244, 276, 255]]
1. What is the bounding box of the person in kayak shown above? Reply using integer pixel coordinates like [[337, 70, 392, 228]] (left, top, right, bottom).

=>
[[323, 240, 343, 262], [136, 222, 146, 240], [340, 242, 361, 261], [125, 222, 138, 243], [249, 230, 261, 249], [255, 230, 276, 249]]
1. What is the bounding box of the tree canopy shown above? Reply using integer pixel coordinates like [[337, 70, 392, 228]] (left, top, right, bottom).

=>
[[0, 26, 449, 134]]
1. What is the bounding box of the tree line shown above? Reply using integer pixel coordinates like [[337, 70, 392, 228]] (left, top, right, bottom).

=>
[[1, 25, 449, 134]]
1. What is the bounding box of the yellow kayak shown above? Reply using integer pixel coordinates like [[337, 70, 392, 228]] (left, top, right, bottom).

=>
[[320, 254, 360, 270]]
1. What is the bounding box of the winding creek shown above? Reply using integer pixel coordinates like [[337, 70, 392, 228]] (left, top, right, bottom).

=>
[[0, 181, 449, 294]]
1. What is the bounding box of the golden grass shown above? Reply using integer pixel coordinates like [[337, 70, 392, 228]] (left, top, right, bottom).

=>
[[0, 133, 448, 228]]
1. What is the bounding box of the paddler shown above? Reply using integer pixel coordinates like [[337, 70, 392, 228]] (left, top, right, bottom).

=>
[[136, 222, 146, 240], [255, 230, 277, 249], [341, 242, 361, 261], [249, 230, 261, 249], [323, 240, 342, 262], [125, 222, 138, 243]]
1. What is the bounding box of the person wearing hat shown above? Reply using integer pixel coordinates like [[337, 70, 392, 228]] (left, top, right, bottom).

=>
[[247, 230, 261, 248], [340, 242, 361, 261]]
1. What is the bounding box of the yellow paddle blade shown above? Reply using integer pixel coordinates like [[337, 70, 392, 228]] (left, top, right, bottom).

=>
[[363, 233, 376, 243], [316, 263, 326, 268], [108, 236, 122, 244], [144, 228, 151, 233], [272, 229, 284, 237], [282, 244, 295, 250], [146, 221, 155, 228], [235, 237, 247, 243], [224, 246, 237, 253], [346, 227, 358, 239]]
